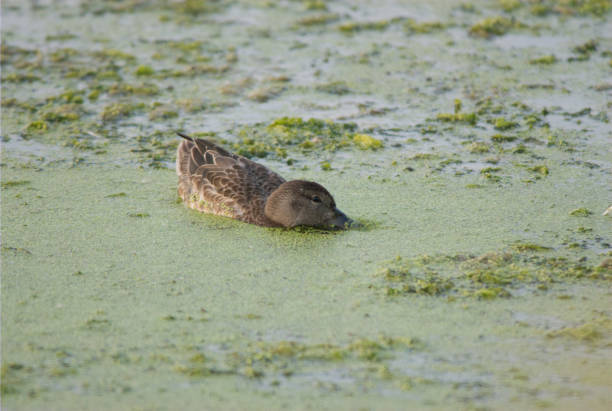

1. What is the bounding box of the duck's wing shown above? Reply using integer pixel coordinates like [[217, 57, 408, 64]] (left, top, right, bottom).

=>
[[177, 134, 286, 223]]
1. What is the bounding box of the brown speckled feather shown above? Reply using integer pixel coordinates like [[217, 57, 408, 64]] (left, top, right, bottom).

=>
[[176, 135, 286, 226]]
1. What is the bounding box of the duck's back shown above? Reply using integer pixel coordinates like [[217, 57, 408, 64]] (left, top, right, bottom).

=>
[[176, 135, 286, 226]]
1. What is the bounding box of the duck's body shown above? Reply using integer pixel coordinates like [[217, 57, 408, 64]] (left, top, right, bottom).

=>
[[176, 133, 351, 229]]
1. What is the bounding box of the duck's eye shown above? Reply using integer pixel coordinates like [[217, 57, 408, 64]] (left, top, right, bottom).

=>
[[311, 195, 322, 203]]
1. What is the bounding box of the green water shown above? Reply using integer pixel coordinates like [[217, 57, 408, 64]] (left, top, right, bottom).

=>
[[2, 0, 611, 410]]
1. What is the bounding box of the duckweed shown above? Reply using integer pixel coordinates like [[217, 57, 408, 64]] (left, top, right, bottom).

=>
[[315, 81, 351, 95], [134, 65, 155, 76], [469, 16, 521, 38], [569, 207, 592, 217], [573, 39, 598, 54], [25, 121, 48, 133], [469, 142, 490, 153], [529, 165, 549, 176], [353, 133, 383, 150], [338, 20, 390, 33], [3, 73, 40, 83], [296, 13, 339, 26], [149, 105, 179, 121], [524, 0, 611, 16], [92, 49, 135, 61], [246, 86, 284, 102], [107, 83, 159, 96], [546, 319, 611, 342], [512, 243, 552, 252], [377, 250, 610, 300], [404, 19, 445, 34], [493, 117, 519, 130], [41, 105, 81, 123], [529, 55, 557, 65], [101, 102, 144, 122], [1, 180, 31, 189], [436, 112, 477, 125], [491, 134, 517, 143]]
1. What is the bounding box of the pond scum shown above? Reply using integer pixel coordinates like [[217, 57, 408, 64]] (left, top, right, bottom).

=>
[[376, 248, 612, 300], [2, 0, 611, 408]]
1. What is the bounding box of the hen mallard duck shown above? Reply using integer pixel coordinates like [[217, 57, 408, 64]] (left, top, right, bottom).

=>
[[176, 133, 352, 229]]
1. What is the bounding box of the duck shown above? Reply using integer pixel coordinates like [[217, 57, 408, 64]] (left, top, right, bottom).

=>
[[176, 132, 353, 229]]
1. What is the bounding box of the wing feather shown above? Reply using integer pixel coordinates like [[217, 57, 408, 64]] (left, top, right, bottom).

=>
[[176, 134, 286, 224]]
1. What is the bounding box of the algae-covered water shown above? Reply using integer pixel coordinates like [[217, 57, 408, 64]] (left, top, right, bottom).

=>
[[2, 0, 611, 410]]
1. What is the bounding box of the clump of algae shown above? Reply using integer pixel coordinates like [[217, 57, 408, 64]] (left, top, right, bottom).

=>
[[174, 335, 421, 384], [353, 133, 383, 150], [469, 16, 523, 38], [375, 249, 611, 300]]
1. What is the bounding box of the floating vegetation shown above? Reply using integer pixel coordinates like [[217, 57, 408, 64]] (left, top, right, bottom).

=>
[[178, 334, 423, 380], [569, 207, 592, 217], [148, 104, 179, 121], [529, 55, 557, 65], [491, 134, 517, 143], [134, 65, 155, 76], [376, 250, 611, 300], [246, 85, 285, 102], [469, 142, 491, 154], [469, 16, 523, 38], [101, 102, 145, 122], [517, 0, 612, 17], [3, 73, 41, 83], [1, 180, 31, 189], [338, 20, 390, 33], [546, 317, 612, 343], [296, 13, 339, 26], [25, 121, 49, 133], [493, 117, 519, 130], [436, 112, 477, 125], [171, 117, 382, 161], [353, 133, 383, 150], [404, 19, 446, 34], [315, 81, 351, 95]]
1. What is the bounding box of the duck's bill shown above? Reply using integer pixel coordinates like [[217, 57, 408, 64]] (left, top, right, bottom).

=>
[[327, 209, 355, 229]]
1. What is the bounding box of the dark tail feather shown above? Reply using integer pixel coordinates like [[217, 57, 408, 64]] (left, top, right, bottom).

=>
[[177, 132, 193, 142]]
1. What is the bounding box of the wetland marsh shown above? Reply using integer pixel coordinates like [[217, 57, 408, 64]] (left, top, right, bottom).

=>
[[1, 0, 611, 409]]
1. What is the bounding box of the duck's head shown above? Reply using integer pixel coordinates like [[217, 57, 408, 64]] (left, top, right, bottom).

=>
[[264, 180, 352, 229]]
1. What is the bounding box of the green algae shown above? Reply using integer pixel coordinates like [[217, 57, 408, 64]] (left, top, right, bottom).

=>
[[569, 207, 593, 217], [529, 55, 557, 65], [546, 317, 612, 343], [24, 121, 49, 133], [377, 250, 610, 301], [40, 104, 82, 123], [1, 180, 31, 189], [519, 0, 612, 16], [3, 73, 41, 83], [100, 102, 144, 122], [106, 82, 159, 96], [134, 65, 155, 76], [338, 20, 390, 33], [2, 0, 612, 409], [296, 13, 339, 26], [529, 165, 549, 176], [404, 19, 446, 34], [353, 133, 383, 150], [493, 117, 519, 130], [491, 134, 517, 143], [149, 105, 179, 121], [246, 85, 285, 102], [315, 81, 351, 95], [468, 142, 491, 154], [469, 16, 523, 38], [436, 112, 478, 125]]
